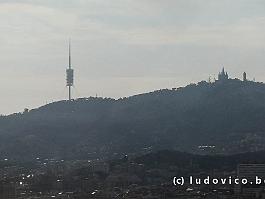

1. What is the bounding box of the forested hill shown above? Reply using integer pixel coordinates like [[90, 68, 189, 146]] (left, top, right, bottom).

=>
[[0, 79, 265, 160]]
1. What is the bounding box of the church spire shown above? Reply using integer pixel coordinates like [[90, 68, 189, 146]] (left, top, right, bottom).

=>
[[218, 67, 229, 81]]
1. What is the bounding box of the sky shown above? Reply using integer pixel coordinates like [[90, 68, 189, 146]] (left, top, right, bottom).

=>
[[1, 0, 265, 114]]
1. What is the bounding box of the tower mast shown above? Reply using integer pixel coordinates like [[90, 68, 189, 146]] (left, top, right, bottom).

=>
[[66, 40, 74, 101], [69, 40, 71, 69]]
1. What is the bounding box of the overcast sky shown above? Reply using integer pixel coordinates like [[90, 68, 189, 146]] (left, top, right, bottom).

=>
[[1, 0, 265, 114]]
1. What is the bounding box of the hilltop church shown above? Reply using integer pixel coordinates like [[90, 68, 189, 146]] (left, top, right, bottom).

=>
[[217, 67, 247, 82], [218, 68, 229, 81]]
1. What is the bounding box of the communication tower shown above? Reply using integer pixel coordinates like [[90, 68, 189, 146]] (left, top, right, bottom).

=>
[[66, 40, 74, 101]]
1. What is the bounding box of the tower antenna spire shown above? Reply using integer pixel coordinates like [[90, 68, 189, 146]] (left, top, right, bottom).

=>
[[66, 39, 74, 101], [69, 38, 71, 69]]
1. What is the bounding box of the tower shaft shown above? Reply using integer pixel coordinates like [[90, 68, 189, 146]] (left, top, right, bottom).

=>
[[68, 85, 71, 101]]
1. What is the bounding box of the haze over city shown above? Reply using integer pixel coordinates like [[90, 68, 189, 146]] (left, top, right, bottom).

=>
[[1, 0, 265, 114]]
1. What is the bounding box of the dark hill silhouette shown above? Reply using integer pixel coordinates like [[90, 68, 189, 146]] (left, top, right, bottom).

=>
[[0, 79, 265, 160]]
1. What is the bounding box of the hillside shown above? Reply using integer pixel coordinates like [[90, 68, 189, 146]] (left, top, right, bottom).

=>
[[134, 150, 265, 171], [0, 78, 265, 160]]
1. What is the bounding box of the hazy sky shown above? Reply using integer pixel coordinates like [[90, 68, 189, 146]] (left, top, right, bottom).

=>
[[1, 0, 265, 114]]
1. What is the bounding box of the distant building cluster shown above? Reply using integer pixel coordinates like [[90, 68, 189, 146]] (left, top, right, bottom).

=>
[[236, 164, 265, 198], [216, 67, 249, 82]]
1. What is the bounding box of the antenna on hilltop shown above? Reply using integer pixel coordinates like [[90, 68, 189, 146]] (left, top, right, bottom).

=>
[[66, 39, 74, 101]]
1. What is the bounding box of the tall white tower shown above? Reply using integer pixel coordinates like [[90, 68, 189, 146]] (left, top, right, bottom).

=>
[[66, 40, 74, 101]]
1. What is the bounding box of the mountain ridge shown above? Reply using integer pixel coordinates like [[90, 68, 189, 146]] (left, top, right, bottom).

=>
[[0, 78, 265, 160]]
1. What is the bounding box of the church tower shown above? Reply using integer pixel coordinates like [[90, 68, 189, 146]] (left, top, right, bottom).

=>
[[218, 67, 229, 81], [243, 72, 247, 81]]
